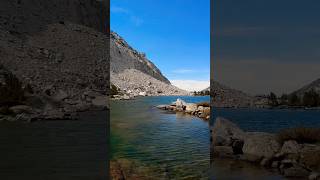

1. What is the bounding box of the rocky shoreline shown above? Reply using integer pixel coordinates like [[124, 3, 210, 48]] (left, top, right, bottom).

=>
[[211, 117, 320, 179], [0, 93, 108, 122], [156, 98, 210, 121]]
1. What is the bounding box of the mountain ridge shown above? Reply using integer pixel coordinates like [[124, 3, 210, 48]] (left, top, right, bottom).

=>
[[110, 31, 189, 97], [291, 78, 320, 97]]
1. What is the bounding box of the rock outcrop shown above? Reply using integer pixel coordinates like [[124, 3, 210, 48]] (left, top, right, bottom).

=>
[[156, 98, 210, 120], [211, 117, 320, 179], [110, 32, 189, 98]]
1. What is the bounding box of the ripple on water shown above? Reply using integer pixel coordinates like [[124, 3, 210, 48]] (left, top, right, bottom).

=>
[[111, 96, 210, 179]]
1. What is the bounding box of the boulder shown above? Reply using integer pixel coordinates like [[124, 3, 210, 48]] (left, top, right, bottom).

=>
[[173, 98, 186, 109], [211, 117, 246, 146], [197, 106, 204, 111], [243, 132, 280, 159], [123, 94, 131, 100], [138, 91, 146, 96], [199, 107, 210, 118], [185, 103, 197, 113], [9, 105, 32, 114], [281, 140, 301, 154]]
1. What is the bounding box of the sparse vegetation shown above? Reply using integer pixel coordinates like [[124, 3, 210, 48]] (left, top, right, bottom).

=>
[[266, 90, 320, 108], [193, 90, 210, 96], [277, 127, 320, 144]]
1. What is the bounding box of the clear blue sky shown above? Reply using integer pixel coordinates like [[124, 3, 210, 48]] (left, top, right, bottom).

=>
[[111, 0, 210, 91]]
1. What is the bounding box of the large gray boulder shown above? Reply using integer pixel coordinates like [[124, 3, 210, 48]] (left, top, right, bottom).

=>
[[242, 132, 281, 158], [211, 117, 246, 146]]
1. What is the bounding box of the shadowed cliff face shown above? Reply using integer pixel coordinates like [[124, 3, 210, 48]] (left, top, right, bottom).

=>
[[0, 0, 109, 97], [0, 0, 107, 35], [0, 1, 109, 179]]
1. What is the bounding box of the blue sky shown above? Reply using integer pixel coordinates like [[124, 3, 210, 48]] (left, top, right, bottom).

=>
[[111, 0, 210, 91], [214, 0, 320, 95]]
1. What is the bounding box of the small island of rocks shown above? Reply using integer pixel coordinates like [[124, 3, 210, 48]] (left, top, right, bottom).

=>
[[157, 98, 210, 121]]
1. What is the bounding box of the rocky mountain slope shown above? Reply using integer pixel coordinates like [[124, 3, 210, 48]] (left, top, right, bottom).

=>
[[0, 0, 109, 121], [291, 78, 320, 97], [0, 0, 107, 34], [110, 31, 189, 97], [211, 80, 254, 108]]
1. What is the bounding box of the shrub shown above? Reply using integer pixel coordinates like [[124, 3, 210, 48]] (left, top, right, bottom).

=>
[[277, 127, 320, 144], [0, 73, 25, 106]]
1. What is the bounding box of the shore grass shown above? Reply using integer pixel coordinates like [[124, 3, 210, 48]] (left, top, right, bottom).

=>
[[277, 127, 320, 144]]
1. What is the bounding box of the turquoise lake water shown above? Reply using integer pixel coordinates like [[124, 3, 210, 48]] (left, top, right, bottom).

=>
[[111, 96, 210, 179]]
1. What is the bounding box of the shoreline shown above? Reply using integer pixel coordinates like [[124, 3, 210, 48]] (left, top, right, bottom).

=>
[[111, 94, 209, 100], [211, 117, 320, 179]]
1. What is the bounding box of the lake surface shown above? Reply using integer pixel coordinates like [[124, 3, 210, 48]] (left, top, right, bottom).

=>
[[0, 111, 108, 180], [110, 96, 210, 179], [212, 108, 320, 133]]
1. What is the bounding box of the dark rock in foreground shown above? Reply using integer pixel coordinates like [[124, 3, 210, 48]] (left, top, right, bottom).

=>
[[211, 117, 320, 179]]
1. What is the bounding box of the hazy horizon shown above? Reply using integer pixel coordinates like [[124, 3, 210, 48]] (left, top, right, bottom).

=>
[[214, 0, 320, 95]]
